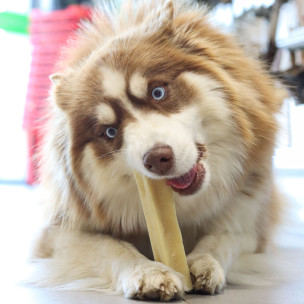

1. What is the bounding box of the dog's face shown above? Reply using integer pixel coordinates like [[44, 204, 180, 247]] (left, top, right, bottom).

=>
[[51, 39, 244, 203], [45, 1, 282, 234], [49, 1, 266, 225]]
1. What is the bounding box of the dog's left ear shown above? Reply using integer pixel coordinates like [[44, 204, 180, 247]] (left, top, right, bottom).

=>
[[155, 0, 174, 33], [144, 0, 174, 35]]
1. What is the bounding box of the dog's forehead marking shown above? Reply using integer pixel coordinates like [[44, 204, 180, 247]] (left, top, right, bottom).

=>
[[129, 73, 148, 99], [96, 103, 116, 125], [101, 67, 126, 99]]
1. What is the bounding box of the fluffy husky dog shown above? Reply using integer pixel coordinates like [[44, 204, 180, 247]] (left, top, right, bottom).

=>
[[31, 0, 284, 301]]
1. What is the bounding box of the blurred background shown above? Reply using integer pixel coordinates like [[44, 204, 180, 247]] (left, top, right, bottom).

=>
[[0, 1, 303, 303]]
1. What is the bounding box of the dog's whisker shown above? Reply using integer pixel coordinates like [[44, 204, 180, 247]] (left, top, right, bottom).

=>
[[88, 149, 128, 164], [109, 165, 121, 183]]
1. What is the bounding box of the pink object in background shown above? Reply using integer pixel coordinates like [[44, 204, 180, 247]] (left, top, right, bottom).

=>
[[23, 5, 91, 185]]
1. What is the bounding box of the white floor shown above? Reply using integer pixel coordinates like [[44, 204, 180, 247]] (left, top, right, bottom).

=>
[[0, 170, 303, 304]]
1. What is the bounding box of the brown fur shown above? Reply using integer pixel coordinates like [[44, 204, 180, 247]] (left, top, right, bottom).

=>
[[39, 0, 285, 238], [33, 0, 286, 299]]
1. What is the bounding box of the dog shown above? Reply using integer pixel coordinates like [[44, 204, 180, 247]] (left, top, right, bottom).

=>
[[30, 0, 284, 301]]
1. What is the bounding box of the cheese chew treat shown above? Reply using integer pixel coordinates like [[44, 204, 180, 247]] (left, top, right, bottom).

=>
[[133, 171, 192, 290]]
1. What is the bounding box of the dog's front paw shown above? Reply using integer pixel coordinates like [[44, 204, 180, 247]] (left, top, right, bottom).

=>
[[188, 254, 225, 295], [122, 262, 184, 301]]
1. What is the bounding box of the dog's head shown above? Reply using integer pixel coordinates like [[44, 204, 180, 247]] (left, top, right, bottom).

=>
[[47, 1, 281, 227]]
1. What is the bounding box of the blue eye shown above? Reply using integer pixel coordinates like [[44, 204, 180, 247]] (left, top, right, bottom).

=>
[[151, 86, 166, 100], [105, 127, 117, 139]]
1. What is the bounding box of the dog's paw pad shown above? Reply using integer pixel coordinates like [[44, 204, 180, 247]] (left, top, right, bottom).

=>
[[122, 262, 184, 301], [188, 254, 225, 295]]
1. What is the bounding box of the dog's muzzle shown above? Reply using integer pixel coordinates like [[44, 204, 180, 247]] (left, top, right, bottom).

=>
[[142, 144, 205, 196]]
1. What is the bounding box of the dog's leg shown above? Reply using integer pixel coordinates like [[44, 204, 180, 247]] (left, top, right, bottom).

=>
[[31, 227, 185, 301], [187, 233, 257, 294]]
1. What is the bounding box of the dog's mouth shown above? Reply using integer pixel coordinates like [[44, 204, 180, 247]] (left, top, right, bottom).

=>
[[166, 163, 205, 196]]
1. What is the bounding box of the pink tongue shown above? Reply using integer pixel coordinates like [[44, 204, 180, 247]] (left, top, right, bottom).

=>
[[166, 166, 197, 190]]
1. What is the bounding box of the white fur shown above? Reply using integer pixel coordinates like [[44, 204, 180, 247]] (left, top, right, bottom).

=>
[[129, 73, 148, 99], [124, 106, 199, 179], [80, 144, 146, 234], [96, 103, 116, 125], [100, 67, 126, 99], [28, 228, 187, 299]]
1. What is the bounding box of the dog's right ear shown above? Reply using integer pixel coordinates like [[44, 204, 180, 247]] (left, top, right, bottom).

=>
[[140, 0, 174, 36], [153, 0, 174, 34], [50, 73, 62, 86], [49, 73, 69, 111]]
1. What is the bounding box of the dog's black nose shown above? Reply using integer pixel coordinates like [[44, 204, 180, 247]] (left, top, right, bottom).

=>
[[143, 145, 174, 175]]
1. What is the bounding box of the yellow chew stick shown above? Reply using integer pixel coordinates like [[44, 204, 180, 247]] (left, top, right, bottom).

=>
[[133, 171, 192, 290]]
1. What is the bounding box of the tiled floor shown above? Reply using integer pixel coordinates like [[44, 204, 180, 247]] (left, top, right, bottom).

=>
[[0, 170, 303, 304]]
